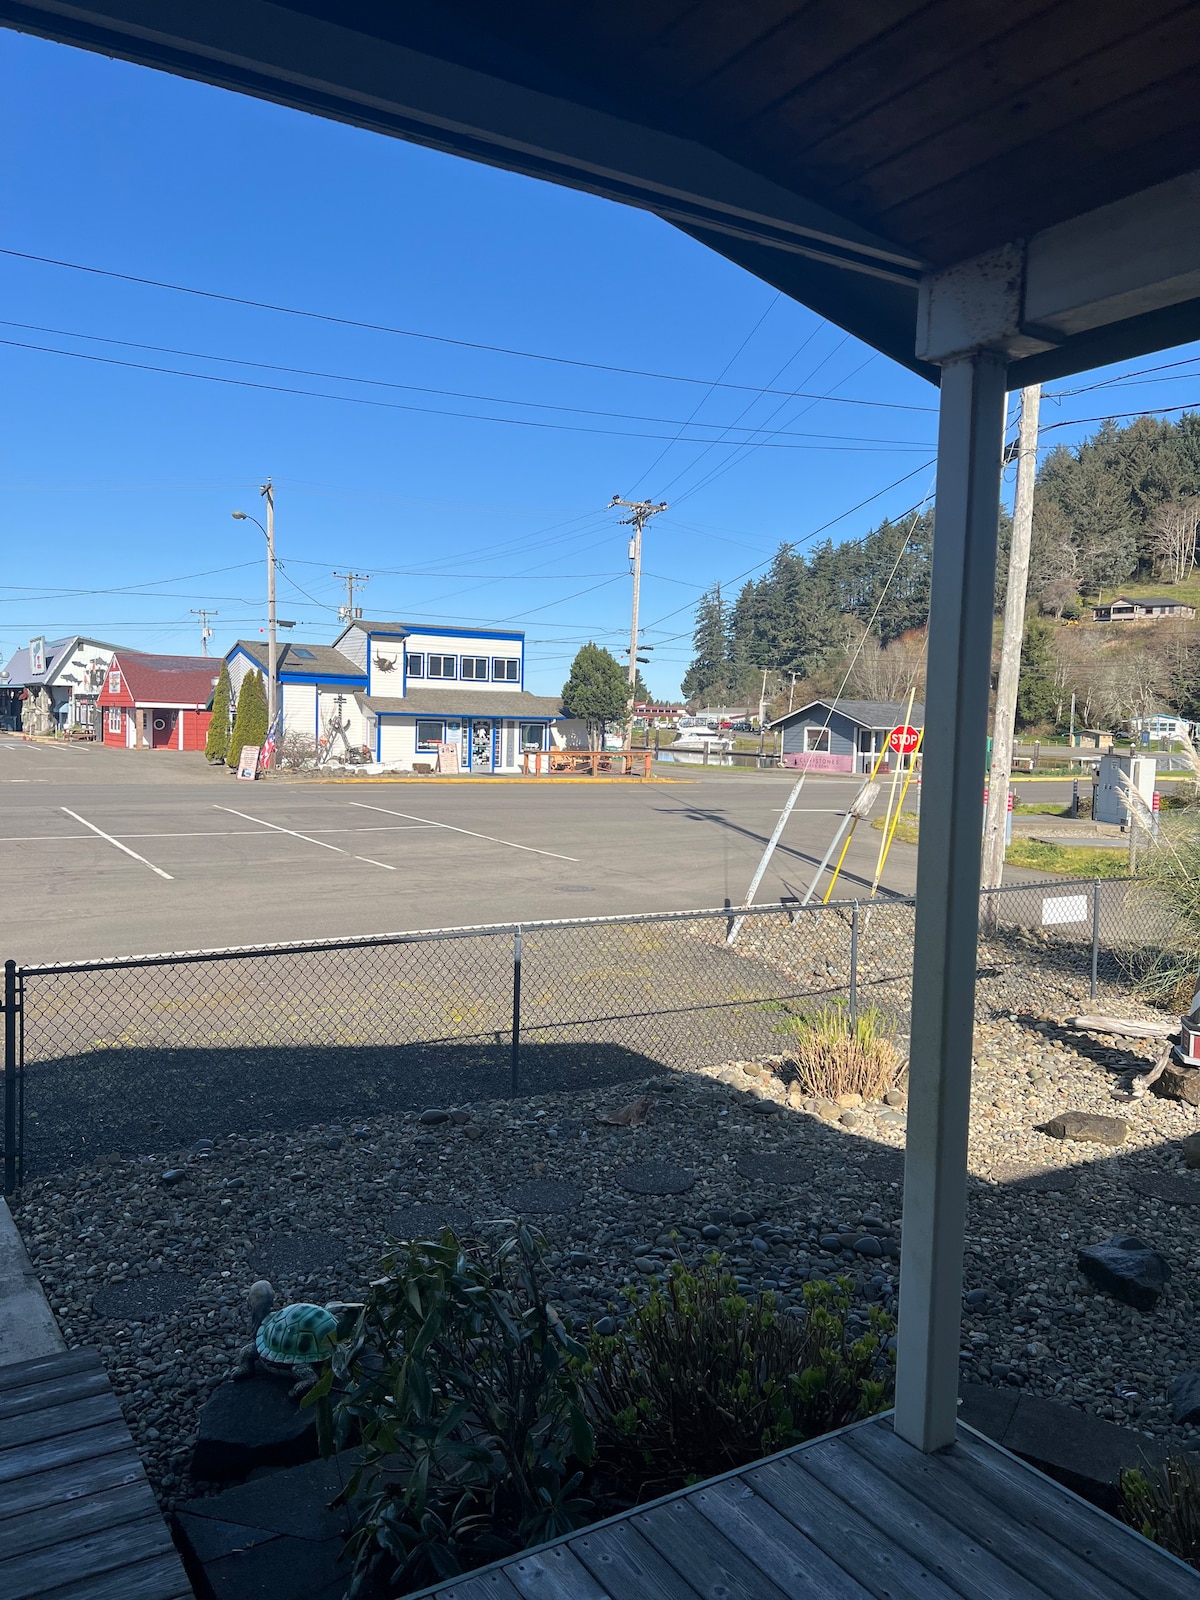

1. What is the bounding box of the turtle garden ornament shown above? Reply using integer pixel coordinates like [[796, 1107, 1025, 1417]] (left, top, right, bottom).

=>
[[232, 1279, 360, 1398]]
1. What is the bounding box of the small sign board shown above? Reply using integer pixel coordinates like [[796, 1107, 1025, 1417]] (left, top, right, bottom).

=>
[[435, 741, 460, 775], [237, 745, 261, 781], [1042, 894, 1088, 926], [888, 724, 919, 754]]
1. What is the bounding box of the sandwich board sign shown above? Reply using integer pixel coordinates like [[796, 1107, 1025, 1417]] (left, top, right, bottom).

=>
[[237, 745, 261, 781], [436, 741, 460, 774]]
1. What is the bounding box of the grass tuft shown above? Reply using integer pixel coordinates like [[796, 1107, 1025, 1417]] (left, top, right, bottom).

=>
[[774, 1003, 900, 1101]]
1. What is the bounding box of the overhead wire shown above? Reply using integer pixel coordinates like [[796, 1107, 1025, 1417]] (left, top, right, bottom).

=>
[[0, 245, 936, 411]]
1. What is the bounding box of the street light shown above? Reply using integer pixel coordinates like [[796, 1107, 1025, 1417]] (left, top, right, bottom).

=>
[[232, 480, 277, 758]]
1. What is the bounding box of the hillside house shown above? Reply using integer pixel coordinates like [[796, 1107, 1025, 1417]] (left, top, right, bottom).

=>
[[1093, 595, 1196, 621], [97, 653, 217, 749]]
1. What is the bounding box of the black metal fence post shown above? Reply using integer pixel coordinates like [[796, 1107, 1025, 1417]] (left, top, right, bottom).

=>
[[3, 960, 17, 1195], [849, 903, 860, 1026], [1090, 880, 1101, 1000], [511, 927, 523, 1093]]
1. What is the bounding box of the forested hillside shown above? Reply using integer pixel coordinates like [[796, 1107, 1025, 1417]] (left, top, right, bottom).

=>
[[683, 412, 1200, 730]]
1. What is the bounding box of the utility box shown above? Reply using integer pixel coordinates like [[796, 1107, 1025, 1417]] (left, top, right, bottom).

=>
[[1095, 754, 1156, 827]]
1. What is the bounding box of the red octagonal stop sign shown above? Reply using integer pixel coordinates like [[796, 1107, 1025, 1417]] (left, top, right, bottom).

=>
[[888, 724, 919, 754]]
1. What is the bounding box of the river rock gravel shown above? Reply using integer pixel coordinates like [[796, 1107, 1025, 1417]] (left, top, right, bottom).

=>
[[12, 961, 1200, 1511]]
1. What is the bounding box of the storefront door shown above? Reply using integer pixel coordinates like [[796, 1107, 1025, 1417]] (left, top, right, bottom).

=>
[[151, 710, 178, 748], [471, 720, 493, 771]]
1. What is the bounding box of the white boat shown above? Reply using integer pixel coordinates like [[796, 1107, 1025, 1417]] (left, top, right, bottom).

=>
[[665, 729, 734, 764]]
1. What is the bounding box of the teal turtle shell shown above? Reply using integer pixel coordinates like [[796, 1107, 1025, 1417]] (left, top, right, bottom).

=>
[[256, 1302, 338, 1365]]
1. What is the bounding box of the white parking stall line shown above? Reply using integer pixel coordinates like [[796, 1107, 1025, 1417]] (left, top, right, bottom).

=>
[[349, 801, 579, 862], [214, 806, 396, 870], [60, 807, 174, 881]]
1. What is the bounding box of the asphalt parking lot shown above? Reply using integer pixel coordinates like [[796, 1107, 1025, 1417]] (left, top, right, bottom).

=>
[[0, 739, 929, 963]]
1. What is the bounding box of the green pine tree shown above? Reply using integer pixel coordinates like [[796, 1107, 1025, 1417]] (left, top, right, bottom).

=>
[[1015, 620, 1058, 728], [205, 661, 233, 764], [227, 668, 268, 771], [562, 643, 629, 749]]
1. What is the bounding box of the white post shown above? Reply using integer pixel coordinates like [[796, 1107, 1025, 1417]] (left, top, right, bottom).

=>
[[894, 349, 1008, 1453]]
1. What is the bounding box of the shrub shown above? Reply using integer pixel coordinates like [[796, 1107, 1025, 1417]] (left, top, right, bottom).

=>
[[1121, 1458, 1200, 1568], [776, 1003, 901, 1102], [320, 1227, 594, 1592], [583, 1262, 893, 1495], [205, 662, 232, 764], [227, 668, 268, 773], [276, 731, 318, 771]]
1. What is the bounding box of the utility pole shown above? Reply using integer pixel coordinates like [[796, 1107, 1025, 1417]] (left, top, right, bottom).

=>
[[190, 609, 217, 656], [788, 672, 800, 714], [609, 495, 667, 706], [262, 480, 277, 754], [982, 385, 1041, 907], [336, 570, 370, 622]]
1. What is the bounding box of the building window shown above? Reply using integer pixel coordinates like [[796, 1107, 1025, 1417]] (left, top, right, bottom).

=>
[[107, 706, 122, 734], [108, 670, 121, 693], [492, 658, 519, 682], [406, 652, 425, 678], [461, 656, 489, 680], [519, 722, 545, 751], [416, 719, 444, 750], [804, 726, 831, 753], [427, 654, 456, 679]]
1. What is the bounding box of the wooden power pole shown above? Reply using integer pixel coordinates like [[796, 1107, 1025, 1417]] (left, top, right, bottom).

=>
[[982, 384, 1041, 905], [609, 495, 667, 707]]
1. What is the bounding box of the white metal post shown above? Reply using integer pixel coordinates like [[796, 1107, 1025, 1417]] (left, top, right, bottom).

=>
[[263, 479, 277, 758], [894, 349, 1007, 1453]]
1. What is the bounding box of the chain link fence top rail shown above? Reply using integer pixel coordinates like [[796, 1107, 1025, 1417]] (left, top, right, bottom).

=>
[[3, 880, 1180, 1182]]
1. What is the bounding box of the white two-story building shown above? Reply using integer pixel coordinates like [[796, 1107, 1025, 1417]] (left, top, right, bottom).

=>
[[227, 619, 583, 772]]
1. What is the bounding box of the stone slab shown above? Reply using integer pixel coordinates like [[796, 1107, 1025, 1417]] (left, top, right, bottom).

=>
[[1128, 1171, 1200, 1206], [1039, 1111, 1128, 1145], [191, 1376, 318, 1482], [0, 1197, 64, 1367], [506, 1180, 582, 1213], [735, 1154, 808, 1185], [385, 1203, 472, 1240]]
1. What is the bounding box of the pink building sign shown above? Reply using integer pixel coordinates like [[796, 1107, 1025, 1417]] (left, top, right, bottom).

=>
[[782, 751, 854, 772]]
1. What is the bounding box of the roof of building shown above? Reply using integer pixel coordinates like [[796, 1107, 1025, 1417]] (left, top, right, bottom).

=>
[[770, 698, 927, 730], [337, 619, 524, 641], [1102, 596, 1193, 608], [232, 640, 366, 678], [3, 636, 126, 687], [357, 689, 565, 719], [112, 652, 221, 707]]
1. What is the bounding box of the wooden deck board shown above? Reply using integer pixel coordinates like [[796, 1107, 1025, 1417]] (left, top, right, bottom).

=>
[[0, 1350, 192, 1600], [409, 1413, 1200, 1600]]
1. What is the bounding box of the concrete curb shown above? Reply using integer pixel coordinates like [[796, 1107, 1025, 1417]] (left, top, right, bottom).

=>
[[0, 1196, 64, 1367]]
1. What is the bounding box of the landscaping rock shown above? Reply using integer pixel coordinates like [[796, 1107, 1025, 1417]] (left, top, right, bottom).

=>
[[735, 1154, 807, 1186], [92, 1271, 196, 1322], [1183, 1133, 1200, 1170], [1077, 1236, 1169, 1312], [1038, 1111, 1128, 1145], [161, 1169, 187, 1186], [1154, 1064, 1200, 1106], [419, 1109, 451, 1125], [190, 1377, 318, 1481]]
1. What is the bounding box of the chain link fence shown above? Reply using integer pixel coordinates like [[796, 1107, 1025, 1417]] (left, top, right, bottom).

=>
[[1, 877, 1177, 1186]]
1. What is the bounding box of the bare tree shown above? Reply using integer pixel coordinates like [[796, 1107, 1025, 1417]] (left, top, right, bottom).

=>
[[1148, 497, 1200, 584]]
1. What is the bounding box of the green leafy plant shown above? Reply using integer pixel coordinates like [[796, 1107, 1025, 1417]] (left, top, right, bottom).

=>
[[1121, 1458, 1200, 1568], [583, 1262, 892, 1495], [205, 661, 232, 764], [318, 1226, 595, 1593], [227, 668, 268, 772], [775, 1002, 900, 1102]]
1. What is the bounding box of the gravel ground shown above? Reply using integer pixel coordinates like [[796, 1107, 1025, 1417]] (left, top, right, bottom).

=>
[[11, 956, 1200, 1514]]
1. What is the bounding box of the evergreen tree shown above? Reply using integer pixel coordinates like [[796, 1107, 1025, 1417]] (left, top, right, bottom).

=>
[[681, 585, 733, 703], [205, 661, 233, 764], [227, 669, 268, 770], [562, 643, 629, 748], [1015, 621, 1058, 728]]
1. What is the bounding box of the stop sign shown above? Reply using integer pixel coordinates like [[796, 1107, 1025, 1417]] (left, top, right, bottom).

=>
[[888, 724, 919, 754]]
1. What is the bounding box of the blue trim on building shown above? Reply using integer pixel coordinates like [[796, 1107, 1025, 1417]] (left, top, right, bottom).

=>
[[278, 670, 365, 685]]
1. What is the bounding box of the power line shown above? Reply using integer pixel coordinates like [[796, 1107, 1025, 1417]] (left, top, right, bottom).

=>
[[0, 245, 936, 411], [0, 336, 933, 451]]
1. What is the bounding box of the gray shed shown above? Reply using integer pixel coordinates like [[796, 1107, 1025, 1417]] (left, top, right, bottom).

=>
[[771, 699, 925, 773]]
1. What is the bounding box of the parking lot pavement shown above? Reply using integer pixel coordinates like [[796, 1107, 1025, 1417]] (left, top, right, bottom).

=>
[[0, 748, 918, 963]]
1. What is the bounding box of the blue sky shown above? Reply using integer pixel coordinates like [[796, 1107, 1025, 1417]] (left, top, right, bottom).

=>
[[3, 31, 1199, 698]]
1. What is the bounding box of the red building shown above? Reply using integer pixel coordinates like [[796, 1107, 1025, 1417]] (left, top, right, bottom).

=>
[[97, 653, 218, 750]]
